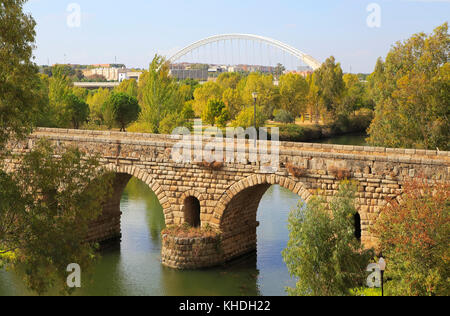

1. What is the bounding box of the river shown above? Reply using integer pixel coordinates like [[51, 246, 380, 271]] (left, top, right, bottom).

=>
[[0, 134, 367, 296]]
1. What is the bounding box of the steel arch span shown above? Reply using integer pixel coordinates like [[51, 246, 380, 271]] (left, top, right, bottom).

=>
[[168, 34, 322, 70]]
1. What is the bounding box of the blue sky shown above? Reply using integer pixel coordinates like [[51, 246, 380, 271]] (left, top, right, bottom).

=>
[[25, 0, 449, 73]]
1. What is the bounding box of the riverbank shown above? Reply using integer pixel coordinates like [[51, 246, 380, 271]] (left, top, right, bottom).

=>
[[274, 111, 373, 143]]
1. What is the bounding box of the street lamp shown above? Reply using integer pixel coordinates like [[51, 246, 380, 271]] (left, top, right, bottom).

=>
[[378, 256, 386, 297], [252, 92, 258, 146], [252, 92, 258, 129]]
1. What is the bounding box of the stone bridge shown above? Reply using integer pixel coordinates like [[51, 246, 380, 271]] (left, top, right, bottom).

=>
[[6, 128, 450, 269]]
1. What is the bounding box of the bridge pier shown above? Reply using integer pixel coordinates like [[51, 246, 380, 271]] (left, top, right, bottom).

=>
[[87, 173, 132, 244]]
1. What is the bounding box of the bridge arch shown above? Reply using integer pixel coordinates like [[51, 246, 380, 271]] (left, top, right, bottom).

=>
[[103, 164, 171, 218], [87, 164, 172, 243], [213, 174, 312, 225], [168, 34, 322, 70], [214, 174, 312, 262], [178, 189, 207, 227]]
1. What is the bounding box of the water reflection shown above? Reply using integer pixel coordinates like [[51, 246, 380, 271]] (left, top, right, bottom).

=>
[[0, 178, 300, 296]]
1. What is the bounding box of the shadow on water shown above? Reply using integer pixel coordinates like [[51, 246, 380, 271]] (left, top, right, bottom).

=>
[[311, 133, 368, 146]]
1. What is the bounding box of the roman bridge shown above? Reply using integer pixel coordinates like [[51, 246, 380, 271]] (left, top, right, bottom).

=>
[[6, 128, 450, 269]]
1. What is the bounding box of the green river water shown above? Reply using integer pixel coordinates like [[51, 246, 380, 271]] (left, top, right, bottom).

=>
[[0, 134, 367, 296]]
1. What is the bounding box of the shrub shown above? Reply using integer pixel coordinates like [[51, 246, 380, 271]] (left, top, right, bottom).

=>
[[286, 163, 307, 178], [283, 181, 374, 296], [373, 178, 450, 296], [274, 109, 295, 124]]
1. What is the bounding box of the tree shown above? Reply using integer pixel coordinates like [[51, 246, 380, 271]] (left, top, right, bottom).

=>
[[217, 72, 242, 90], [72, 86, 89, 102], [0, 140, 113, 295], [137, 55, 183, 133], [181, 101, 195, 120], [342, 73, 368, 114], [222, 88, 244, 120], [65, 94, 89, 129], [306, 73, 322, 123], [193, 81, 223, 117], [274, 63, 286, 78], [48, 69, 73, 127], [373, 178, 450, 296], [283, 182, 374, 296], [232, 106, 267, 129], [278, 73, 309, 117], [315, 56, 345, 118], [242, 73, 279, 119], [367, 23, 450, 150], [86, 88, 110, 125], [103, 93, 140, 131], [273, 109, 295, 124], [202, 99, 226, 126], [115, 79, 138, 98], [0, 0, 44, 146]]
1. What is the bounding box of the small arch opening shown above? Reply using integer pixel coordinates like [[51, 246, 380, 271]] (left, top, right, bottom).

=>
[[354, 212, 362, 240], [183, 196, 201, 228]]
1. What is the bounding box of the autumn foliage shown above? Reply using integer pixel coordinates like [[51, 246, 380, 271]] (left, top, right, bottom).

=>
[[373, 178, 450, 296]]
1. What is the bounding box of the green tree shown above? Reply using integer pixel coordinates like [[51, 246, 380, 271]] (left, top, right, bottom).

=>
[[315, 56, 345, 118], [0, 140, 113, 295], [48, 70, 73, 127], [283, 182, 374, 296], [158, 112, 192, 135], [0, 0, 44, 146], [137, 55, 183, 133], [193, 81, 223, 117], [367, 23, 450, 150], [274, 63, 286, 78], [373, 179, 450, 296], [222, 88, 244, 120], [232, 106, 267, 129], [306, 73, 322, 123], [273, 109, 295, 124], [181, 101, 195, 120], [103, 92, 140, 131], [278, 73, 309, 117], [242, 73, 279, 119], [86, 88, 110, 125], [115, 79, 138, 98], [65, 94, 89, 129], [202, 99, 226, 126], [216, 108, 231, 128], [217, 72, 242, 90], [342, 73, 368, 114]]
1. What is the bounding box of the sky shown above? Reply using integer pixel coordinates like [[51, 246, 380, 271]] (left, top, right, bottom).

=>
[[25, 0, 449, 73]]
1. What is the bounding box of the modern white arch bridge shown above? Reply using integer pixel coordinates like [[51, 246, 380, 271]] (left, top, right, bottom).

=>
[[168, 33, 322, 70], [6, 128, 449, 269]]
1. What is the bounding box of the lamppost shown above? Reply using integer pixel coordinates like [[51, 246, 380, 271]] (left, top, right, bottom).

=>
[[252, 92, 258, 146], [378, 256, 386, 297]]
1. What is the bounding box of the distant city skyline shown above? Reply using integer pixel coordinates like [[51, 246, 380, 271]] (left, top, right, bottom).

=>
[[26, 0, 449, 73]]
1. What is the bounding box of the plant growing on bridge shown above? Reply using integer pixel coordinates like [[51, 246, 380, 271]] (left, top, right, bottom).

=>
[[0, 140, 114, 295], [373, 178, 450, 296], [283, 181, 374, 296]]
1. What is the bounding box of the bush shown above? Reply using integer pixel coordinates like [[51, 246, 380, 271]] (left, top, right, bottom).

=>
[[273, 109, 295, 124], [283, 181, 374, 296], [232, 106, 267, 129], [373, 178, 450, 296], [277, 124, 305, 142]]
